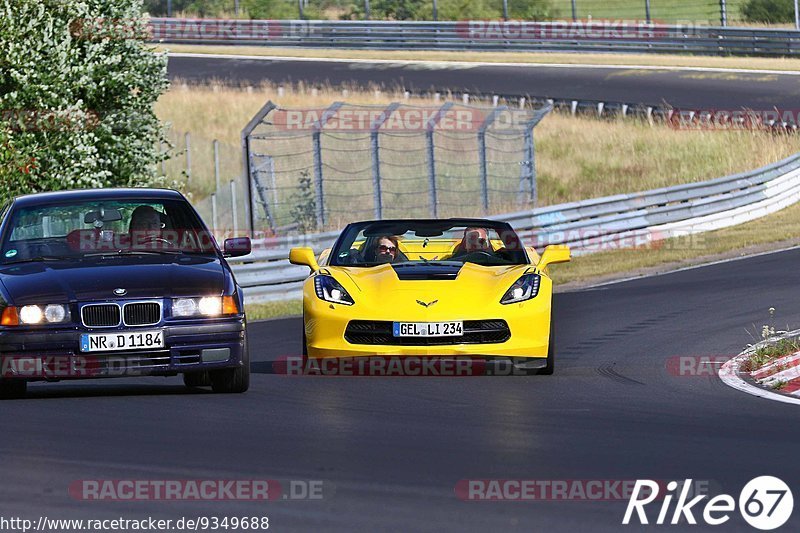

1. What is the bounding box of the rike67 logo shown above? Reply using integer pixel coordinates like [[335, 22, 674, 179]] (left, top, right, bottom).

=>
[[623, 477, 793, 530]]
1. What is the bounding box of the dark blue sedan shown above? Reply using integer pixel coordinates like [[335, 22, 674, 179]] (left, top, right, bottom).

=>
[[0, 188, 251, 398]]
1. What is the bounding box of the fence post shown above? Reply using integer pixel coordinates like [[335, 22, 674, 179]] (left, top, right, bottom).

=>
[[241, 100, 277, 236], [571, 0, 577, 22], [211, 193, 218, 235], [311, 102, 344, 229], [184, 132, 191, 183], [364, 0, 370, 20], [268, 156, 278, 220], [524, 129, 536, 206], [432, 0, 438, 21], [796, 0, 800, 30], [425, 102, 454, 218], [213, 139, 220, 193], [159, 139, 166, 175], [230, 180, 238, 237], [720, 0, 727, 27], [298, 0, 304, 19], [645, 0, 651, 23], [478, 106, 507, 216], [369, 103, 401, 220], [502, 0, 508, 20], [519, 104, 553, 206]]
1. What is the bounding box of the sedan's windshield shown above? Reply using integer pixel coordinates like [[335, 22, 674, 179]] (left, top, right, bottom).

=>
[[330, 220, 529, 267], [1, 198, 216, 264]]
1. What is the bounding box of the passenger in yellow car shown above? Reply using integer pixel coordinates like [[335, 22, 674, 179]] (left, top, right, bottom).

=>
[[357, 235, 407, 264]]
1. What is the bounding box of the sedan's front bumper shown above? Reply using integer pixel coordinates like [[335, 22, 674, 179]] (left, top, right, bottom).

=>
[[0, 319, 245, 381]]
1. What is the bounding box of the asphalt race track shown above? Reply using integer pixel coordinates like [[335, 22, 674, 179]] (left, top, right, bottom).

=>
[[168, 54, 800, 109], [4, 248, 800, 531]]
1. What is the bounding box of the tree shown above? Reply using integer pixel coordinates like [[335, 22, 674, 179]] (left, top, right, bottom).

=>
[[0, 0, 170, 201]]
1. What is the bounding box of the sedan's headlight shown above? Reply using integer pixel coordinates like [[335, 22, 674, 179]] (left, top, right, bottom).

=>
[[500, 274, 541, 304], [171, 296, 239, 317], [0, 304, 71, 325], [314, 275, 354, 306]]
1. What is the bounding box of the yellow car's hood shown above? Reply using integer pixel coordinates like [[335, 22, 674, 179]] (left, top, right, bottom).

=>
[[327, 262, 533, 308]]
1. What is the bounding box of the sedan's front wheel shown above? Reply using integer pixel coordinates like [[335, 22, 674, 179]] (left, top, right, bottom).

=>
[[0, 379, 27, 400], [209, 334, 250, 394], [183, 371, 211, 388]]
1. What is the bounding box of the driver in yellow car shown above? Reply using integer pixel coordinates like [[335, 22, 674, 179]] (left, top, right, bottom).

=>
[[449, 227, 492, 258]]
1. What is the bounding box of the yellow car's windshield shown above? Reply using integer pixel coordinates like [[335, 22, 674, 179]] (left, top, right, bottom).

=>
[[330, 220, 529, 267]]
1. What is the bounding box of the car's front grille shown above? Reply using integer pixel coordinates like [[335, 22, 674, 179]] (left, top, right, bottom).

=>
[[344, 320, 511, 346], [81, 304, 121, 327], [123, 302, 161, 326]]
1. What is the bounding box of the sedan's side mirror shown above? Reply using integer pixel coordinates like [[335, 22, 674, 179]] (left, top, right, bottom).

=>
[[289, 247, 319, 272], [537, 245, 570, 270], [223, 237, 251, 258]]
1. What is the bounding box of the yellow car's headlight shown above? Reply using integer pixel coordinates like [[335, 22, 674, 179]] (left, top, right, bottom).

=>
[[500, 274, 541, 304], [314, 275, 354, 306]]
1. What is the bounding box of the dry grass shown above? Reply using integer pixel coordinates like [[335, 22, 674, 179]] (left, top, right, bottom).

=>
[[158, 44, 800, 72], [156, 82, 800, 207]]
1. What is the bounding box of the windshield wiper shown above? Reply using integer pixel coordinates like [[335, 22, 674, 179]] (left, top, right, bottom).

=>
[[83, 249, 183, 257], [3, 255, 67, 265]]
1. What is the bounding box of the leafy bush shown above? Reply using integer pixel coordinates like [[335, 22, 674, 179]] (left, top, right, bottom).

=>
[[289, 170, 318, 233], [741, 0, 795, 23], [0, 0, 170, 201]]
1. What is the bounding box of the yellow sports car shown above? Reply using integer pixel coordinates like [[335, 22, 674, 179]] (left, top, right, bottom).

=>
[[289, 219, 569, 374]]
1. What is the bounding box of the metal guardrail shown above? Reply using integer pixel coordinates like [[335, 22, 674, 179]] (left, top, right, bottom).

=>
[[229, 153, 800, 302], [150, 19, 800, 57]]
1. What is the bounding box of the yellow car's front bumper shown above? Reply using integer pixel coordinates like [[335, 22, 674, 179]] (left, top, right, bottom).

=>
[[302, 280, 552, 360]]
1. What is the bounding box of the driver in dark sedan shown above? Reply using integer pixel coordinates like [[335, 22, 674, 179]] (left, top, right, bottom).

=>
[[129, 205, 165, 246]]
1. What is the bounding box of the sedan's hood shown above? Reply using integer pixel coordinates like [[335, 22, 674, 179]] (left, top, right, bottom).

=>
[[0, 255, 225, 305]]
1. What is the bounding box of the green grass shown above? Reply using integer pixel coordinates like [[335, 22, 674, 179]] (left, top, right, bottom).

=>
[[246, 299, 303, 321], [772, 380, 789, 390], [551, 0, 751, 25], [741, 338, 800, 372], [156, 0, 757, 25]]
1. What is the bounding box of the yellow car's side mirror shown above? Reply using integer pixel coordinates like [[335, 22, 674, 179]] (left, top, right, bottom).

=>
[[537, 245, 571, 270], [289, 247, 319, 272]]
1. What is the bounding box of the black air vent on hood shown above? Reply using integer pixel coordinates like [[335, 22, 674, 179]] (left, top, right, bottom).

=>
[[391, 263, 461, 281]]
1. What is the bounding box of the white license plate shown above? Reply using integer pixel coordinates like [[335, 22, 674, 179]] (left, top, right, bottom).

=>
[[80, 330, 164, 352], [392, 321, 463, 337]]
